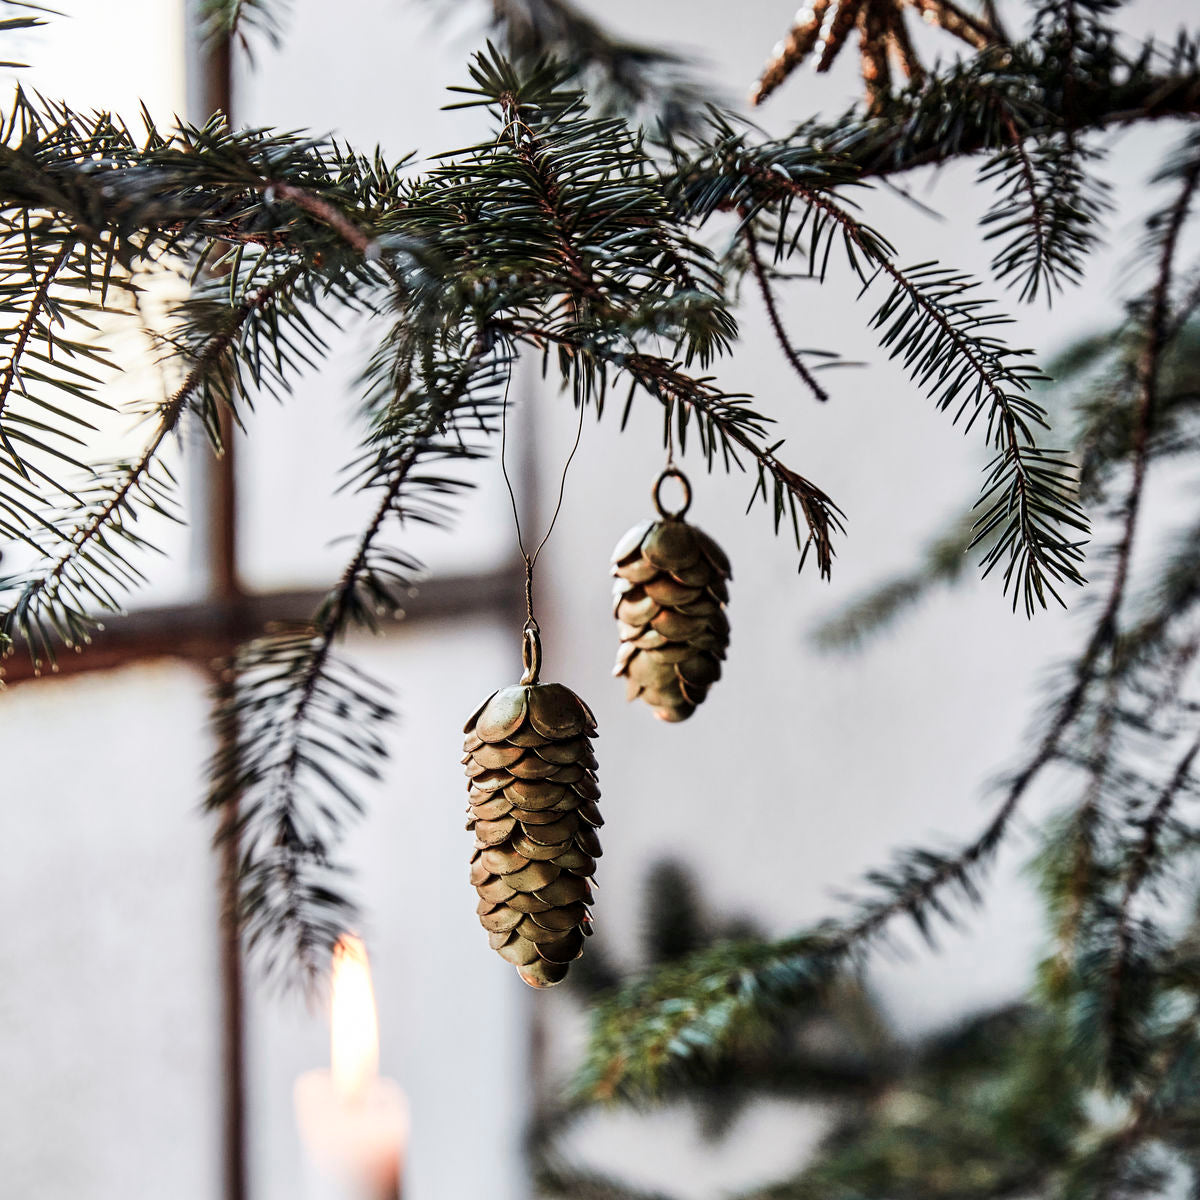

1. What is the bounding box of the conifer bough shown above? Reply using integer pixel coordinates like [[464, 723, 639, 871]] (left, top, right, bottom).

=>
[[6, 0, 1200, 988]]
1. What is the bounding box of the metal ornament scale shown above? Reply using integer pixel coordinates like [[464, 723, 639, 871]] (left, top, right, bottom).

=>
[[462, 621, 602, 988], [611, 467, 733, 722]]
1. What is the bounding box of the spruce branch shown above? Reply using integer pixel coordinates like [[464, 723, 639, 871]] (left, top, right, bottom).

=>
[[836, 130, 1200, 1105], [999, 115, 1049, 281], [210, 438, 433, 982], [634, 353, 837, 543], [1102, 733, 1200, 1089], [795, 184, 1086, 612], [436, 52, 842, 575], [619, 348, 844, 576], [0, 92, 426, 666], [264, 179, 379, 260], [494, 84, 616, 310], [685, 141, 1088, 611], [1044, 129, 1200, 794], [0, 216, 128, 495], [1062, 1002, 1200, 1200], [0, 269, 297, 666], [485, 0, 714, 133], [537, 861, 899, 1194], [980, 112, 1109, 302], [200, 0, 289, 53], [980, 153, 1200, 949], [1120, 509, 1200, 673], [6, 14, 1200, 1047], [501, 320, 844, 578], [814, 46, 1200, 183], [0, 238, 73, 468], [799, 157, 1200, 1072], [209, 328, 503, 983], [1046, 672, 1119, 990], [578, 415, 1199, 1102], [577, 769, 1054, 1100], [814, 310, 1200, 658], [728, 1008, 1082, 1200], [1071, 310, 1200, 503]]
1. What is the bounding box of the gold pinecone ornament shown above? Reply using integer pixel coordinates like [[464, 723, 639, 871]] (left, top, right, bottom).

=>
[[462, 623, 601, 988], [612, 468, 732, 722]]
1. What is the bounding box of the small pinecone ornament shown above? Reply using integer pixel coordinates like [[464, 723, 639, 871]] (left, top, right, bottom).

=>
[[462, 622, 601, 988], [611, 467, 732, 722]]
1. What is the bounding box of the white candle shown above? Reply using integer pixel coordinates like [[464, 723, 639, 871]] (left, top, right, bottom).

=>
[[295, 936, 410, 1200]]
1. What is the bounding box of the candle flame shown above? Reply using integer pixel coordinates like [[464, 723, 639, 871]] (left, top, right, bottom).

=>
[[330, 934, 379, 1103]]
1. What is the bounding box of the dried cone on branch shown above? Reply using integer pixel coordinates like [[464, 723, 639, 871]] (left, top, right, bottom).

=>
[[750, 0, 1001, 110], [462, 632, 601, 988], [612, 469, 732, 722]]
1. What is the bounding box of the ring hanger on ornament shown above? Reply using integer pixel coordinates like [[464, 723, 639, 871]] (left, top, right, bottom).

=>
[[653, 465, 692, 521], [655, 410, 692, 521]]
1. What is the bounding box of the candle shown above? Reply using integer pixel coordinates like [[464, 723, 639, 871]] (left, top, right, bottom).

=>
[[295, 936, 410, 1200]]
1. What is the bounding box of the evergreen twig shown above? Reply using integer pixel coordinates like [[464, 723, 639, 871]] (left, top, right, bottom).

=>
[[741, 222, 829, 403]]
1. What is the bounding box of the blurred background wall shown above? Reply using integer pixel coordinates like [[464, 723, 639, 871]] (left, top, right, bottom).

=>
[[0, 0, 1193, 1197]]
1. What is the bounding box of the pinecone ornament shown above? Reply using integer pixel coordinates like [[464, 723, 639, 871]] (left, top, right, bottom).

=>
[[462, 624, 601, 988], [612, 468, 731, 722]]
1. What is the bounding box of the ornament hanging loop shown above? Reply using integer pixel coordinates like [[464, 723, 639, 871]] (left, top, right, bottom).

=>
[[520, 619, 542, 685], [653, 465, 692, 521]]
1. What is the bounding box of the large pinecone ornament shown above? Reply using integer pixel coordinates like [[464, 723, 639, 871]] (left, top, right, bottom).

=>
[[612, 468, 732, 722], [462, 624, 601, 988]]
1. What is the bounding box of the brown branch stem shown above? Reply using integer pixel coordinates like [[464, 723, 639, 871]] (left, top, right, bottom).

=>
[[501, 317, 842, 575], [1000, 112, 1049, 278], [1104, 732, 1200, 1041], [742, 223, 829, 403], [3, 272, 295, 649], [266, 181, 377, 258], [750, 173, 1045, 582], [0, 239, 72, 427]]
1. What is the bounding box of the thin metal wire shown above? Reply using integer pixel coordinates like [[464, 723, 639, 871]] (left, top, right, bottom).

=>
[[500, 368, 587, 623], [656, 331, 676, 469]]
